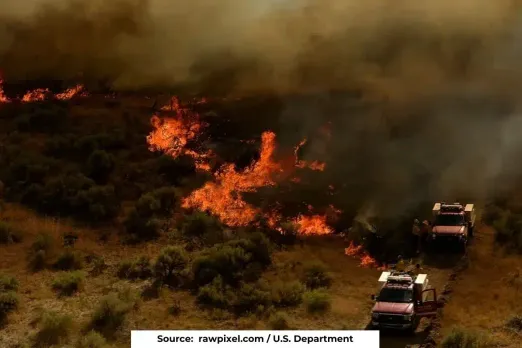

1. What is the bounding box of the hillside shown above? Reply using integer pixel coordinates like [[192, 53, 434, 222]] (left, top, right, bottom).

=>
[[0, 89, 521, 348]]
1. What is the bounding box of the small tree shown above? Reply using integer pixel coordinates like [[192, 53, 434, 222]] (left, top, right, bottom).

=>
[[153, 246, 189, 286]]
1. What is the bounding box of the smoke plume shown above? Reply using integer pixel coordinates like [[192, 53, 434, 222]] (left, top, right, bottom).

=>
[[2, 0, 522, 218]]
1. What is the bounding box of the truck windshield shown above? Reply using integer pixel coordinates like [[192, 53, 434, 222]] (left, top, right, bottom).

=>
[[378, 288, 413, 303], [435, 214, 465, 226]]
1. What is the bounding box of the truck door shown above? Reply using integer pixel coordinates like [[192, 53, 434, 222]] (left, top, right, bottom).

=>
[[416, 288, 438, 317]]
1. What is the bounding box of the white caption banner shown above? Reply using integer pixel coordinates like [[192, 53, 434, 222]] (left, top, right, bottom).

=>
[[131, 330, 379, 348]]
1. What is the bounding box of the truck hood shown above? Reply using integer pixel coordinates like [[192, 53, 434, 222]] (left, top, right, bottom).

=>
[[432, 225, 465, 234], [372, 302, 413, 314]]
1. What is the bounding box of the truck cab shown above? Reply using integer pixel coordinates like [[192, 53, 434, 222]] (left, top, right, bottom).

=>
[[429, 202, 476, 248], [370, 272, 438, 331]]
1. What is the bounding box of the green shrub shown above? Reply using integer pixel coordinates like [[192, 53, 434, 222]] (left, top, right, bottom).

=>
[[123, 209, 162, 242], [0, 221, 22, 244], [89, 292, 134, 338], [28, 233, 54, 271], [153, 246, 189, 286], [182, 212, 224, 243], [90, 255, 107, 276], [440, 328, 492, 348], [196, 277, 270, 314], [53, 250, 83, 271], [117, 256, 152, 280], [302, 261, 332, 289], [304, 290, 331, 314], [268, 312, 290, 330], [271, 281, 305, 307], [0, 274, 19, 292], [86, 150, 115, 183], [482, 204, 504, 226], [33, 311, 73, 348], [51, 271, 84, 296], [77, 331, 112, 348], [0, 292, 19, 321], [192, 233, 272, 288]]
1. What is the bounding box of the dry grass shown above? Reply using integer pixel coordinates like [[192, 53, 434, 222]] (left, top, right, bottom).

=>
[[440, 225, 522, 347], [0, 203, 457, 347]]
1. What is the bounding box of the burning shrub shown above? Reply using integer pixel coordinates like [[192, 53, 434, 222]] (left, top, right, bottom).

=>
[[27, 233, 54, 272], [0, 274, 19, 292], [153, 246, 189, 287], [302, 261, 333, 290], [51, 271, 85, 297], [88, 292, 135, 338], [304, 290, 331, 314], [0, 221, 22, 244], [271, 281, 305, 307], [32, 311, 73, 348], [53, 250, 84, 271], [440, 328, 492, 348], [192, 233, 272, 288], [86, 150, 115, 183], [117, 256, 153, 280]]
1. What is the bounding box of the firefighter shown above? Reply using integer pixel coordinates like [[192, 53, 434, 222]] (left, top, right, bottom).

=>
[[412, 219, 422, 254], [419, 220, 430, 253]]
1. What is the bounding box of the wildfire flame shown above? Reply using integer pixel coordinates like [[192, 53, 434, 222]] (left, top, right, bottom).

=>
[[294, 138, 326, 171], [147, 97, 213, 171], [0, 79, 9, 103], [0, 77, 88, 104], [147, 97, 336, 235], [182, 131, 282, 226], [344, 241, 384, 269]]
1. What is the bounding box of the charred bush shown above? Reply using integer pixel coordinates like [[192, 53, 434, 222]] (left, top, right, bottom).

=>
[[302, 262, 332, 290], [154, 155, 196, 185], [153, 246, 189, 287], [505, 314, 522, 332], [117, 256, 153, 280]]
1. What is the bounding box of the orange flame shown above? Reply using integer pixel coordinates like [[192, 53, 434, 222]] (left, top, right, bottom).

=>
[[0, 79, 10, 103], [294, 214, 333, 235], [21, 88, 50, 102], [344, 241, 383, 269], [55, 84, 87, 100], [182, 131, 282, 226], [294, 138, 326, 171], [147, 98, 213, 171]]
